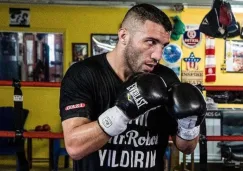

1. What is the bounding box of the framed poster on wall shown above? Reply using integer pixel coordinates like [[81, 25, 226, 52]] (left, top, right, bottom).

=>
[[72, 43, 88, 62], [225, 40, 243, 73], [91, 34, 118, 56]]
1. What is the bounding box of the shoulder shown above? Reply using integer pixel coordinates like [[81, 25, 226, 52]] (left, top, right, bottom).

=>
[[152, 64, 180, 86], [65, 54, 106, 78], [61, 53, 107, 87]]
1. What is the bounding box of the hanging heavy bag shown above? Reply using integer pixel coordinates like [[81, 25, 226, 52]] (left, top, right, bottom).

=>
[[199, 0, 225, 38]]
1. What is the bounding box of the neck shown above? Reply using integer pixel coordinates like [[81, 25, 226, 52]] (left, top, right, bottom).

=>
[[106, 46, 132, 82]]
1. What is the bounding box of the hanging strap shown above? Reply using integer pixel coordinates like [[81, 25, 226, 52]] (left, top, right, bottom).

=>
[[12, 79, 30, 171], [12, 79, 24, 138]]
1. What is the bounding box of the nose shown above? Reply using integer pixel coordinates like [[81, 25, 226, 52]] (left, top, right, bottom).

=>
[[151, 45, 163, 62]]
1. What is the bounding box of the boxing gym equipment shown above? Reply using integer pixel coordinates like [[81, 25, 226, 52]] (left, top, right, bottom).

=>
[[0, 33, 19, 80], [0, 80, 69, 171], [0, 79, 29, 171], [0, 130, 69, 171], [199, 0, 240, 39], [171, 16, 185, 41], [166, 83, 207, 141], [12, 79, 30, 171], [98, 73, 168, 136], [217, 110, 243, 169]]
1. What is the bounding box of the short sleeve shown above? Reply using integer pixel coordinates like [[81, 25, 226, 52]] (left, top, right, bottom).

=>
[[59, 63, 94, 121]]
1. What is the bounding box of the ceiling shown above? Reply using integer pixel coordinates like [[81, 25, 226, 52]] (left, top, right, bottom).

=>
[[1, 0, 243, 7]]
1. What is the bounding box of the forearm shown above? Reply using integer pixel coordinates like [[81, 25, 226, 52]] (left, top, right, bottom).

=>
[[172, 135, 199, 154], [62, 118, 110, 160]]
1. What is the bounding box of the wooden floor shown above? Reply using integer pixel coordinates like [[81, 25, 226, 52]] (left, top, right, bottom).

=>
[[0, 156, 72, 171]]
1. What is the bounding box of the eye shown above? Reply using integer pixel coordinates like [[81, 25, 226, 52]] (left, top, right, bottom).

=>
[[146, 39, 157, 46]]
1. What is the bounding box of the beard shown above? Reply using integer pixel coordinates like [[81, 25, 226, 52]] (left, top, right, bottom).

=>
[[124, 39, 142, 74]]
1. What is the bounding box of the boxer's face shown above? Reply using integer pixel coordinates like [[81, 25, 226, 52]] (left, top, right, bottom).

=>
[[124, 20, 170, 73]]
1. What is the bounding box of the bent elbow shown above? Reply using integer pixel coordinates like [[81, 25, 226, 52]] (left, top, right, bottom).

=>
[[174, 135, 199, 155], [66, 145, 85, 160], [180, 148, 194, 155], [64, 137, 86, 160], [176, 143, 197, 155]]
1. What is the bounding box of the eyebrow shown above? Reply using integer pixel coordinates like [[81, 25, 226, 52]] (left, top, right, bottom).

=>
[[146, 37, 170, 47], [147, 37, 160, 42]]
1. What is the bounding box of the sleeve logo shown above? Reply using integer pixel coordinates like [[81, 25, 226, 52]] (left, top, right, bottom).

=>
[[65, 103, 86, 111]]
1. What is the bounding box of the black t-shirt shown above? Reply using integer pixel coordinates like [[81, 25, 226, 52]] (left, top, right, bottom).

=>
[[59, 53, 180, 171]]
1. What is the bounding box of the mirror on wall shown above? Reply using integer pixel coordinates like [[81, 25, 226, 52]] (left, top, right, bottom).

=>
[[0, 31, 63, 82]]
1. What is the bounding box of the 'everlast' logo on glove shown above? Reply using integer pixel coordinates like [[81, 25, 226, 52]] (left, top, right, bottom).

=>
[[127, 82, 148, 109], [115, 73, 168, 120]]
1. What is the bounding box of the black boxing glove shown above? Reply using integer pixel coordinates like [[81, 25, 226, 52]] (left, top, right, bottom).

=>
[[166, 83, 207, 140], [98, 73, 168, 136]]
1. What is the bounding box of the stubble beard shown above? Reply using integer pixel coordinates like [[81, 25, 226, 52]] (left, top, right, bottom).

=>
[[124, 39, 141, 74]]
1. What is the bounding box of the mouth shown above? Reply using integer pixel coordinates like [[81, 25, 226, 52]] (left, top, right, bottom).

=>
[[144, 64, 155, 72]]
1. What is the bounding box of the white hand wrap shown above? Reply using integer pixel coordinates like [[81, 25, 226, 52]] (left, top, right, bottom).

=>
[[98, 106, 130, 136], [177, 116, 200, 140], [177, 125, 200, 140]]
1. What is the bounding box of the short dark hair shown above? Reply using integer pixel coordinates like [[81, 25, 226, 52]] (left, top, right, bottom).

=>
[[121, 3, 172, 32]]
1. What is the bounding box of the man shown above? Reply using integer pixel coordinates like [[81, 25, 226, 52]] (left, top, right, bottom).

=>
[[59, 3, 206, 171]]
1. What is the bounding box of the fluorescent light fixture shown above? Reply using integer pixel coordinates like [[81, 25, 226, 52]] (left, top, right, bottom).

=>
[[92, 37, 115, 51], [232, 5, 243, 13], [50, 0, 136, 6], [0, 0, 136, 7]]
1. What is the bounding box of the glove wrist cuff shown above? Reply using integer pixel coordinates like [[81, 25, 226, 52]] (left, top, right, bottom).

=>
[[177, 125, 200, 140], [98, 106, 130, 137]]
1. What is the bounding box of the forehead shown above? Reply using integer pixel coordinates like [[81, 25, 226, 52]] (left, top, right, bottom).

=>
[[135, 20, 170, 42]]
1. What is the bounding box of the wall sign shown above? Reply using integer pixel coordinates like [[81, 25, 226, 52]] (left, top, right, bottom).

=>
[[162, 43, 182, 64], [9, 8, 30, 27], [161, 43, 182, 78], [183, 52, 201, 70], [183, 24, 202, 48], [181, 52, 203, 85]]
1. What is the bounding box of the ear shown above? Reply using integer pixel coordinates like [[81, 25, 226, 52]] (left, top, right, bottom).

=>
[[118, 28, 128, 45]]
